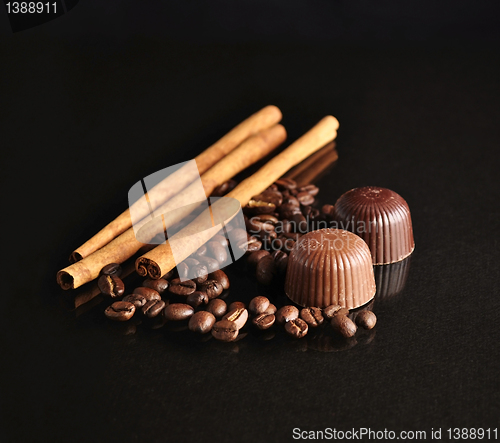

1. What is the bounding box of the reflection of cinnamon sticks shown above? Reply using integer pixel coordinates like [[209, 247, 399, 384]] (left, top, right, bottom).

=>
[[57, 124, 286, 290], [136, 116, 339, 279], [69, 105, 282, 263]]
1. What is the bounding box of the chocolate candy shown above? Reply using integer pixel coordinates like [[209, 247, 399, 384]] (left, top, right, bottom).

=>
[[332, 186, 415, 265], [285, 229, 376, 309]]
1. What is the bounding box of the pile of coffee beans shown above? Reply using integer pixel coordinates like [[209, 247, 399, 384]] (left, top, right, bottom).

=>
[[100, 178, 378, 346]]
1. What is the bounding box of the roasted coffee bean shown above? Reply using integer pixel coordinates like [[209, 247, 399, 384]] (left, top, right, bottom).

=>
[[282, 195, 300, 207], [222, 308, 248, 330], [264, 303, 277, 315], [141, 299, 166, 318], [298, 184, 320, 196], [98, 274, 125, 298], [275, 219, 292, 234], [276, 305, 299, 324], [177, 262, 189, 279], [355, 310, 377, 330], [275, 178, 297, 190], [211, 179, 237, 197], [246, 217, 275, 234], [212, 234, 229, 247], [256, 214, 279, 226], [237, 237, 262, 254], [291, 213, 308, 233], [331, 315, 357, 338], [208, 241, 228, 264], [142, 278, 169, 294], [254, 229, 277, 243], [252, 190, 283, 207], [255, 255, 276, 285], [247, 250, 270, 270], [208, 270, 230, 290], [278, 204, 302, 220], [198, 279, 223, 299], [211, 320, 238, 342], [246, 199, 276, 215], [300, 307, 324, 327], [228, 301, 246, 311], [164, 303, 194, 321], [207, 298, 227, 319], [323, 305, 348, 319], [100, 263, 123, 277], [301, 204, 312, 218], [196, 244, 208, 257], [285, 318, 308, 338], [184, 258, 199, 267], [105, 301, 135, 321], [186, 291, 209, 308], [122, 293, 147, 308], [162, 269, 174, 280], [191, 264, 208, 284], [197, 256, 220, 273], [248, 296, 270, 315], [271, 250, 288, 274], [227, 228, 248, 244], [252, 313, 275, 330], [297, 192, 315, 205], [188, 311, 216, 334], [168, 278, 196, 296], [133, 286, 161, 301], [321, 204, 335, 219]]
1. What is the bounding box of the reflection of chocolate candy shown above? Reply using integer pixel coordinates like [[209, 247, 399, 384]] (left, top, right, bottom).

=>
[[374, 256, 411, 300], [332, 186, 415, 265], [285, 229, 376, 309]]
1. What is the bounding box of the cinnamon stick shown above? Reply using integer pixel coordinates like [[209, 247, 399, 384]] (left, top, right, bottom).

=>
[[136, 115, 339, 279], [57, 124, 286, 290], [69, 105, 282, 263]]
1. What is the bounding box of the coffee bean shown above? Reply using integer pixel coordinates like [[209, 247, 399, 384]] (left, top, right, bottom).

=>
[[142, 278, 169, 294], [164, 303, 194, 321], [276, 305, 299, 324], [256, 214, 279, 226], [271, 250, 288, 274], [331, 315, 357, 338], [208, 241, 228, 264], [278, 204, 302, 220], [275, 178, 297, 190], [168, 278, 196, 296], [297, 192, 315, 205], [255, 255, 276, 285], [301, 204, 312, 218], [133, 286, 161, 301], [300, 307, 324, 327], [122, 293, 147, 308], [275, 219, 292, 234], [246, 199, 276, 215], [197, 256, 220, 273], [222, 308, 248, 330], [188, 311, 216, 334], [321, 204, 335, 219], [252, 190, 283, 207], [191, 264, 208, 284], [195, 244, 208, 257], [177, 262, 189, 279], [228, 301, 246, 311], [208, 270, 230, 290], [211, 179, 237, 196], [211, 320, 238, 342], [227, 228, 248, 244], [291, 213, 308, 233], [247, 250, 270, 270], [298, 184, 319, 196], [355, 310, 377, 330], [100, 263, 123, 277], [323, 305, 348, 319], [206, 299, 227, 319], [98, 274, 125, 298], [212, 234, 229, 247], [162, 269, 174, 280], [184, 258, 199, 267], [198, 279, 223, 299], [282, 195, 300, 207], [248, 296, 270, 315], [238, 237, 262, 254], [186, 291, 209, 308], [252, 313, 275, 330], [105, 301, 135, 321], [141, 299, 166, 318], [285, 318, 308, 338]]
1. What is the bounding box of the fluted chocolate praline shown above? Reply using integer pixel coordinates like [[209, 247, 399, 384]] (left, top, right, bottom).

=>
[[285, 229, 376, 309], [332, 186, 414, 265]]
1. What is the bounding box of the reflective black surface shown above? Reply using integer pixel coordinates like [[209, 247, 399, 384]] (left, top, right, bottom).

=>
[[1, 3, 500, 442]]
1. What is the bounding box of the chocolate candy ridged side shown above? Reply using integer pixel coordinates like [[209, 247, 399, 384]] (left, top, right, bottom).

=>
[[285, 229, 376, 309], [332, 186, 414, 265]]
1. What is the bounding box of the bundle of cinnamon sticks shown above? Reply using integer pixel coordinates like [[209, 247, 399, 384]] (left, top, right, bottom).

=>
[[57, 106, 339, 290]]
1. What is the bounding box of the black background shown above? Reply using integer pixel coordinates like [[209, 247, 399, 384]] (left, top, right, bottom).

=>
[[1, 1, 500, 442]]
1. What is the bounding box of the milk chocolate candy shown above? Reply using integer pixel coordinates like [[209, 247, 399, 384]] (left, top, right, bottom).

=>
[[332, 186, 414, 265], [285, 229, 376, 309]]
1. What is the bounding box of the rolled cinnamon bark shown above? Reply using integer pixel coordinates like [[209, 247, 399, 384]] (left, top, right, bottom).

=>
[[136, 115, 339, 279], [69, 105, 282, 263], [57, 124, 286, 290]]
